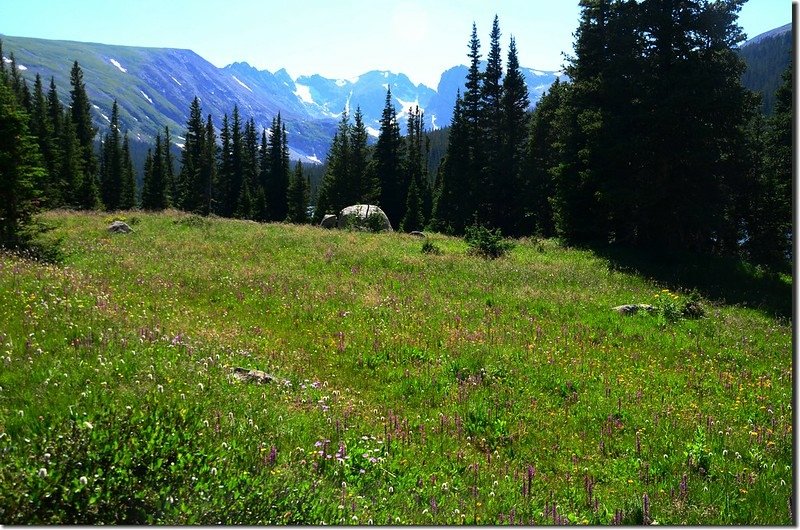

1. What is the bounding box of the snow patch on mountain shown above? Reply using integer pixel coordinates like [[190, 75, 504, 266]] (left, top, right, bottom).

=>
[[395, 97, 420, 118], [171, 76, 183, 86], [366, 126, 380, 138], [306, 153, 322, 164], [232, 75, 252, 92], [109, 58, 127, 73], [140, 90, 154, 104], [294, 84, 314, 104], [335, 79, 347, 87]]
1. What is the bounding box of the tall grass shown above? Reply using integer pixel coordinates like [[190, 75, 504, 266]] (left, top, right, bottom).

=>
[[0, 210, 792, 524]]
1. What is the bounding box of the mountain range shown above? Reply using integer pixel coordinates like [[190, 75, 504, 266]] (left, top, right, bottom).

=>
[[0, 34, 560, 163], [0, 22, 789, 164]]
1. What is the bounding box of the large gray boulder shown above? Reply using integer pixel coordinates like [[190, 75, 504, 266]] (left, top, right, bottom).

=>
[[320, 214, 337, 229], [108, 220, 133, 233], [337, 204, 392, 232]]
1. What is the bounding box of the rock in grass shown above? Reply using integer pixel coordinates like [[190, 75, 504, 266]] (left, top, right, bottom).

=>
[[613, 303, 655, 315], [108, 220, 133, 233], [337, 204, 392, 232], [320, 214, 337, 229], [409, 231, 426, 238], [232, 367, 281, 384]]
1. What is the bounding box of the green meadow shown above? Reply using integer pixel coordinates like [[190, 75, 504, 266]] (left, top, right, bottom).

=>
[[0, 210, 792, 524]]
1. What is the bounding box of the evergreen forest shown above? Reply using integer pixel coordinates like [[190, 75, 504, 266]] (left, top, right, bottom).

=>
[[0, 0, 792, 271]]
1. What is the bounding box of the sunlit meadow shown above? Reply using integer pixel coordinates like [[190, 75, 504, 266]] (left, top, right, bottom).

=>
[[0, 210, 792, 524]]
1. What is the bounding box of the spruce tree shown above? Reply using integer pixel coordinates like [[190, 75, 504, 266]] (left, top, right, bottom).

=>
[[58, 109, 89, 209], [350, 107, 369, 204], [498, 36, 530, 235], [522, 79, 564, 237], [215, 113, 233, 216], [372, 89, 405, 226], [313, 111, 351, 221], [178, 97, 205, 212], [119, 133, 136, 209], [0, 82, 45, 249], [99, 100, 123, 210], [162, 126, 175, 206], [400, 176, 424, 232], [430, 91, 470, 234], [69, 61, 98, 186], [141, 133, 167, 210], [30, 73, 60, 208], [478, 15, 504, 227], [747, 65, 792, 267], [286, 160, 309, 223], [199, 114, 217, 216], [265, 114, 290, 221]]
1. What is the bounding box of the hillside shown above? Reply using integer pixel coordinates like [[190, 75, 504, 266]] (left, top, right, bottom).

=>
[[0, 211, 791, 524], [739, 23, 792, 115]]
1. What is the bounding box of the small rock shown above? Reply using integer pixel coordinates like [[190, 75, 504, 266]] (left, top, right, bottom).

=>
[[613, 304, 655, 315], [232, 367, 281, 384], [108, 220, 132, 233], [409, 231, 426, 238]]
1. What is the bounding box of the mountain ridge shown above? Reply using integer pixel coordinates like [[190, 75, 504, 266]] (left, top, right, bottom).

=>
[[1, 33, 559, 162]]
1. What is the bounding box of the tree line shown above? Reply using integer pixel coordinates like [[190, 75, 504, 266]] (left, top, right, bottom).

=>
[[0, 0, 791, 270]]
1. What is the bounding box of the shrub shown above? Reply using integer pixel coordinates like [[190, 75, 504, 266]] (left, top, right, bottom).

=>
[[464, 224, 514, 259], [421, 240, 442, 255]]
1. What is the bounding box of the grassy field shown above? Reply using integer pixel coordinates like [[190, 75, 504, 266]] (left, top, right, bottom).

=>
[[0, 210, 792, 524]]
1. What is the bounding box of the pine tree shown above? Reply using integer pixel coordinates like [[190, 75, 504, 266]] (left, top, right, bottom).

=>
[[0, 82, 45, 248], [199, 114, 217, 216], [400, 176, 424, 232], [313, 111, 351, 221], [69, 61, 98, 186], [215, 113, 233, 216], [29, 73, 60, 208], [58, 109, 90, 209], [404, 105, 431, 225], [372, 89, 405, 226], [522, 79, 564, 237], [242, 117, 259, 219], [229, 106, 244, 217], [141, 133, 168, 210], [350, 106, 370, 204], [746, 64, 792, 267], [177, 97, 205, 212], [265, 114, 290, 221], [478, 15, 504, 227], [498, 36, 530, 235], [430, 91, 470, 234], [162, 126, 175, 206], [286, 160, 310, 223], [119, 133, 136, 209], [99, 100, 123, 210]]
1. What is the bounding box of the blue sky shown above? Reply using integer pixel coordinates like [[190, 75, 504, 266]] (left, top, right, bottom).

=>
[[0, 0, 791, 88]]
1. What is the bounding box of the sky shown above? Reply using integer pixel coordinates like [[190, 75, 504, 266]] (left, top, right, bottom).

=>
[[0, 0, 792, 88]]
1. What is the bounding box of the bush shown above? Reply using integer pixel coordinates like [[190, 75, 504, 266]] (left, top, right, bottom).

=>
[[421, 240, 442, 255], [464, 224, 514, 259]]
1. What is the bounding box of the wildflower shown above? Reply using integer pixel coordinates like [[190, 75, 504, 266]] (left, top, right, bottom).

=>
[[211, 467, 218, 476], [157, 384, 164, 393], [38, 468, 48, 478], [79, 476, 88, 486]]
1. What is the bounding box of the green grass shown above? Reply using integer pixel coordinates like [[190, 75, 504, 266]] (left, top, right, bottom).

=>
[[0, 210, 792, 524]]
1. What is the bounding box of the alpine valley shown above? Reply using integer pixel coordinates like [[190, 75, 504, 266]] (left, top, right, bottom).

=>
[[0, 34, 560, 163]]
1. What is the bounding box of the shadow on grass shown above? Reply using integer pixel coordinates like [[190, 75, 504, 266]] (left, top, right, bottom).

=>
[[587, 243, 792, 320]]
